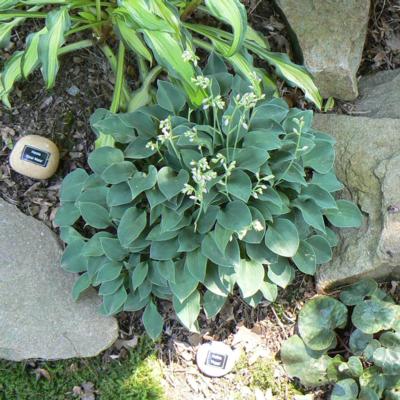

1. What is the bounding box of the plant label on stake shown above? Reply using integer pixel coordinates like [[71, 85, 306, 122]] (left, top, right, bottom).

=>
[[9, 135, 60, 179]]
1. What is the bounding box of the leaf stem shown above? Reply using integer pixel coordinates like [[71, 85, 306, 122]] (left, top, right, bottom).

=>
[[95, 0, 101, 21]]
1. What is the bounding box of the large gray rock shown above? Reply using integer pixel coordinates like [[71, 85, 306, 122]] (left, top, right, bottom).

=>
[[355, 69, 400, 118], [0, 199, 118, 361], [276, 0, 370, 100], [313, 115, 400, 291]]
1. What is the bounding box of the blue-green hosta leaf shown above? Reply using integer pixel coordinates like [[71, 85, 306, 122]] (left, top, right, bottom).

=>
[[352, 299, 398, 334], [99, 276, 124, 296], [101, 161, 135, 184], [292, 199, 326, 233], [298, 296, 348, 351], [311, 170, 344, 193], [54, 202, 80, 227], [281, 335, 332, 387], [235, 259, 265, 298], [201, 233, 240, 268], [325, 200, 363, 228], [131, 261, 148, 291], [217, 200, 252, 233], [306, 235, 332, 264], [114, 15, 152, 63], [302, 140, 335, 174], [102, 285, 127, 315], [96, 261, 123, 283], [100, 237, 128, 261], [124, 290, 149, 311], [61, 240, 88, 272], [38, 7, 71, 89], [88, 147, 124, 175], [157, 166, 189, 200], [242, 206, 265, 244], [78, 202, 110, 229], [117, 207, 147, 247], [339, 279, 378, 306], [60, 226, 84, 244], [265, 218, 299, 257], [107, 182, 132, 207], [292, 240, 316, 275], [143, 301, 163, 340], [71, 272, 90, 301], [331, 379, 359, 400], [156, 80, 186, 113], [169, 262, 198, 303], [203, 290, 226, 319], [173, 290, 200, 332], [242, 129, 282, 151], [267, 257, 294, 288], [204, 0, 247, 56], [150, 237, 179, 260], [22, 26, 47, 78], [225, 169, 252, 202], [185, 248, 207, 282], [128, 166, 157, 200], [259, 279, 278, 302], [60, 168, 88, 202], [299, 184, 337, 209]]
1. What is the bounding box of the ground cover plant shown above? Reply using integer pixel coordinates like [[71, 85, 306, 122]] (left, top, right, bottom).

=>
[[55, 54, 362, 339], [281, 279, 400, 399], [0, 337, 164, 400], [0, 0, 322, 138]]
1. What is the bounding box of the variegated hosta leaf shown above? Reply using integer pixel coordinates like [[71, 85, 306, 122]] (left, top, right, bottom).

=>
[[21, 0, 67, 4], [0, 17, 23, 48], [117, 0, 174, 33], [245, 25, 269, 49], [142, 29, 205, 106], [0, 50, 23, 107], [22, 26, 47, 78], [0, 0, 18, 10], [150, 0, 181, 35], [113, 14, 153, 63], [38, 6, 71, 89], [204, 0, 247, 56]]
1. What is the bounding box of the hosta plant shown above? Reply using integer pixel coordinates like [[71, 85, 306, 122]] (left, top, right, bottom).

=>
[[0, 0, 322, 125], [281, 279, 400, 399], [55, 57, 361, 339]]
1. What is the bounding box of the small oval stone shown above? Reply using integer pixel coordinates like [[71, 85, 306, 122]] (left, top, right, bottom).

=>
[[9, 135, 60, 180], [196, 341, 236, 377]]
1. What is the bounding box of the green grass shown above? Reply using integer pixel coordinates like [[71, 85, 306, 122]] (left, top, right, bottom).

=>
[[0, 337, 164, 400]]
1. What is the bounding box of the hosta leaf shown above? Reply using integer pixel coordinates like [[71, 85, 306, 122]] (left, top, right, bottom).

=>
[[339, 279, 378, 306], [201, 233, 240, 268], [107, 182, 132, 207], [117, 207, 147, 247], [96, 261, 123, 283], [352, 299, 398, 334], [60, 226, 84, 244], [61, 239, 88, 273], [259, 279, 278, 302], [54, 203, 80, 227], [178, 227, 201, 252], [217, 200, 252, 233], [265, 218, 299, 257], [0, 17, 22, 49], [131, 262, 148, 291], [299, 184, 337, 209], [281, 335, 331, 387], [114, 15, 152, 63], [242, 206, 265, 244], [267, 257, 294, 288], [101, 161, 135, 184], [173, 290, 200, 332], [292, 199, 326, 233], [78, 202, 110, 229], [156, 80, 186, 113], [99, 276, 124, 296], [72, 272, 90, 301], [88, 147, 124, 175], [225, 169, 252, 202], [302, 140, 334, 174], [143, 301, 163, 340], [128, 166, 158, 199], [204, 0, 247, 56], [298, 296, 348, 351], [306, 235, 332, 264], [100, 237, 128, 261], [169, 262, 198, 303], [1, 50, 23, 106], [157, 167, 189, 200], [203, 290, 226, 319], [38, 7, 71, 89], [325, 200, 363, 228], [331, 379, 359, 400], [150, 237, 179, 260], [311, 170, 344, 192], [124, 290, 149, 311], [292, 240, 316, 275], [235, 259, 265, 298], [22, 26, 47, 78], [60, 168, 88, 202], [103, 285, 127, 315], [242, 129, 282, 151], [185, 248, 207, 282]]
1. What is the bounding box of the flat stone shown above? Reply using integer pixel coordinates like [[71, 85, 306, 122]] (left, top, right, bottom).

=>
[[196, 341, 236, 377], [355, 69, 400, 118], [276, 0, 370, 100], [313, 115, 400, 291], [0, 199, 118, 361]]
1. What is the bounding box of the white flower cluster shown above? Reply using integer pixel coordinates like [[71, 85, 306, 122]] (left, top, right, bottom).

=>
[[182, 48, 199, 66], [146, 117, 174, 151], [251, 173, 274, 199], [191, 75, 210, 89], [184, 127, 198, 142], [202, 95, 225, 110]]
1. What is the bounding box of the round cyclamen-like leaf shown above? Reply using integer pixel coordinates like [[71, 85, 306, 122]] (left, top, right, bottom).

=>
[[352, 299, 398, 334], [331, 379, 359, 400], [339, 278, 378, 306], [298, 296, 348, 351]]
